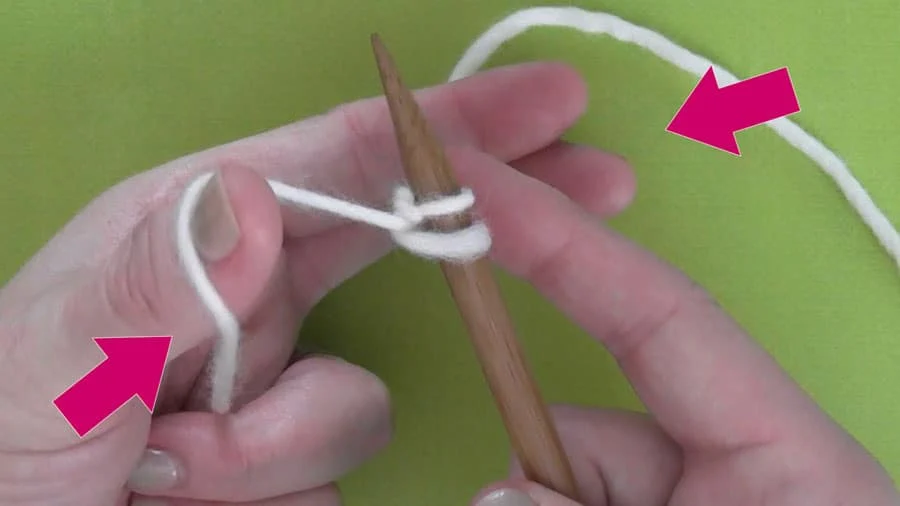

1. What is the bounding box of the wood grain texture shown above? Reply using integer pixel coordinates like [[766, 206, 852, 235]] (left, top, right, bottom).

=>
[[370, 33, 579, 500]]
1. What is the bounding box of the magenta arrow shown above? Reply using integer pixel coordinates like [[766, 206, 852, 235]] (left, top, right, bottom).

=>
[[53, 335, 171, 437], [666, 66, 800, 155]]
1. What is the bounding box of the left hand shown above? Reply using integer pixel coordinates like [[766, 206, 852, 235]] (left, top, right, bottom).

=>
[[0, 62, 637, 505]]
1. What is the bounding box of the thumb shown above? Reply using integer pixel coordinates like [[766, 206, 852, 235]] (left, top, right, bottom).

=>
[[70, 165, 283, 359], [15, 166, 283, 443], [473, 483, 583, 506]]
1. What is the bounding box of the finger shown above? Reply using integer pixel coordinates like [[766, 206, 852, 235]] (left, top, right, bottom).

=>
[[513, 142, 636, 218], [2, 62, 588, 307], [504, 405, 681, 506], [67, 166, 282, 358], [5, 165, 284, 448], [283, 143, 636, 312], [463, 147, 831, 450], [131, 484, 340, 506], [285, 223, 391, 312], [131, 63, 586, 238], [128, 357, 391, 502], [72, 62, 588, 244]]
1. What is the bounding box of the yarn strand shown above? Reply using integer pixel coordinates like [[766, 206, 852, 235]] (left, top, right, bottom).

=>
[[449, 6, 900, 270], [176, 172, 242, 413]]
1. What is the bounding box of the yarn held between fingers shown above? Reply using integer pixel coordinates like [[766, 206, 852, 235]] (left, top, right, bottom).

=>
[[176, 175, 490, 413]]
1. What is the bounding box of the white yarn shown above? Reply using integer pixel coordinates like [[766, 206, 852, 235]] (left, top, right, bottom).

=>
[[449, 6, 900, 271], [176, 175, 490, 413], [268, 181, 490, 262], [177, 6, 900, 413], [175, 172, 242, 413], [389, 187, 492, 263]]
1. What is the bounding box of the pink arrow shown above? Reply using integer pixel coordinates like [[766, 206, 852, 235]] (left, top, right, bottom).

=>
[[666, 66, 800, 155], [53, 336, 171, 437]]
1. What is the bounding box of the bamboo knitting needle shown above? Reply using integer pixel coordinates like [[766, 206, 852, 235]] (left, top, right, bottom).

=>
[[370, 34, 580, 500]]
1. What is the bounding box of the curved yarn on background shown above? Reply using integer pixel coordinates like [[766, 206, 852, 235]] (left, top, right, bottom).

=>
[[176, 174, 490, 413], [450, 6, 900, 271], [178, 6, 900, 414]]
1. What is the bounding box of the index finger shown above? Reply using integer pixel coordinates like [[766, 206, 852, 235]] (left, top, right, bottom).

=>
[[119, 62, 587, 238], [466, 149, 830, 451]]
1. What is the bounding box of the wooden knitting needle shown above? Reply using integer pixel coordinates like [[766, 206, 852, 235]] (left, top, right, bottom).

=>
[[370, 34, 580, 500]]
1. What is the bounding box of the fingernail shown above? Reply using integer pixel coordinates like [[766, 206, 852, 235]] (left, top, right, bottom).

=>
[[192, 171, 241, 262], [130, 498, 169, 506], [127, 448, 182, 494], [476, 488, 538, 506]]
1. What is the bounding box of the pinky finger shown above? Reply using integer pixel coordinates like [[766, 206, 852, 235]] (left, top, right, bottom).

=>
[[131, 484, 340, 506]]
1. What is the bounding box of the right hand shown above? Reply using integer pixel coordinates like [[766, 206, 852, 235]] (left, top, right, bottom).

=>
[[467, 163, 899, 505]]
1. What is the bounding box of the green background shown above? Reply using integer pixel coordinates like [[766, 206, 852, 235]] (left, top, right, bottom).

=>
[[2, 1, 898, 504]]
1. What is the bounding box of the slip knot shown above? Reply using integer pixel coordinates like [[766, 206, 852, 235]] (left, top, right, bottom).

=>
[[389, 185, 491, 262]]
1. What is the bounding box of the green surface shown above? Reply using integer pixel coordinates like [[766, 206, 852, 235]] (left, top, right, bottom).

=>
[[2, 1, 899, 504]]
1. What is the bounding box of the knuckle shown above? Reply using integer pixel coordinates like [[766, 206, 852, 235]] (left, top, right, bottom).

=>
[[447, 84, 486, 153], [606, 282, 710, 363], [337, 105, 379, 193], [522, 221, 578, 287], [0, 316, 24, 365], [332, 102, 398, 198], [231, 436, 259, 485], [217, 431, 262, 500], [100, 216, 169, 331]]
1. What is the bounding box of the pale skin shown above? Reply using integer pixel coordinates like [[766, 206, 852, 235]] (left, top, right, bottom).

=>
[[0, 63, 896, 506]]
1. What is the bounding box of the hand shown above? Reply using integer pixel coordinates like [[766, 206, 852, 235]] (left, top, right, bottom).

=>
[[0, 63, 637, 505], [467, 140, 900, 503]]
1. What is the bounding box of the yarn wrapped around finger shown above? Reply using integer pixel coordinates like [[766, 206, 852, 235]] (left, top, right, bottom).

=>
[[176, 173, 490, 413]]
